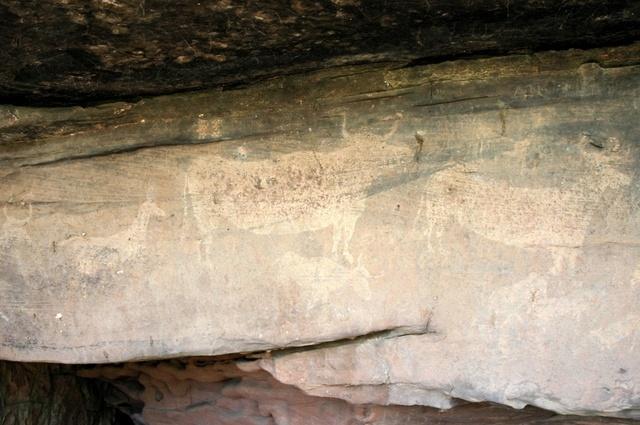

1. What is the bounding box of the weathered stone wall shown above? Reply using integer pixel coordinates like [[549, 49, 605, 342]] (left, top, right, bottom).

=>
[[1, 44, 639, 419], [1, 358, 636, 424], [80, 357, 638, 425]]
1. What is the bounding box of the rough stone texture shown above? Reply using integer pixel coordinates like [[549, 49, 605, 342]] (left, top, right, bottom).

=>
[[3, 357, 637, 424], [0, 361, 118, 425], [80, 358, 639, 425], [1, 0, 640, 105], [1, 44, 640, 418]]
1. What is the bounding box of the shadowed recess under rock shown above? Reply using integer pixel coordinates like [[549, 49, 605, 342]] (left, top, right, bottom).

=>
[[2, 358, 638, 425], [1, 0, 640, 105]]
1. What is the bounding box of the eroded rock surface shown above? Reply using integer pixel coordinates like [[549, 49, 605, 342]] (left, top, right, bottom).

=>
[[81, 358, 639, 425], [1, 45, 639, 418]]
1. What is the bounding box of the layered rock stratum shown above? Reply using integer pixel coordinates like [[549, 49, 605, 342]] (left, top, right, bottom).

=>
[[1, 44, 639, 422]]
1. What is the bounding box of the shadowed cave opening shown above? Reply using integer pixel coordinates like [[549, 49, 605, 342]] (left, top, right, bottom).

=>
[[115, 412, 136, 425]]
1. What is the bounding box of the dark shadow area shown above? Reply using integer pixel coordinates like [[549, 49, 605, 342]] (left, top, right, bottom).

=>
[[1, 0, 639, 106], [114, 410, 135, 425]]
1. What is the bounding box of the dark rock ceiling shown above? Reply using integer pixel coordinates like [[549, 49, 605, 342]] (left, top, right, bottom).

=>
[[1, 0, 639, 105]]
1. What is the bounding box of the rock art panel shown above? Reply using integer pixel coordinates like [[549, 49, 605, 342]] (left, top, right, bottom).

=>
[[0, 46, 639, 418]]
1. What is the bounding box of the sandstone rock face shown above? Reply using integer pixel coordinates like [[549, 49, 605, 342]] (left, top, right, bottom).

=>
[[80, 358, 638, 425], [1, 357, 636, 425], [1, 45, 640, 419]]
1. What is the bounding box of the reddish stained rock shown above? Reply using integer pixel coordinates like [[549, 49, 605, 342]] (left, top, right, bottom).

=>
[[79, 358, 638, 425]]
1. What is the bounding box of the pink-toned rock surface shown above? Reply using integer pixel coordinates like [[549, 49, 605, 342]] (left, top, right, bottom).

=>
[[81, 358, 637, 425]]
